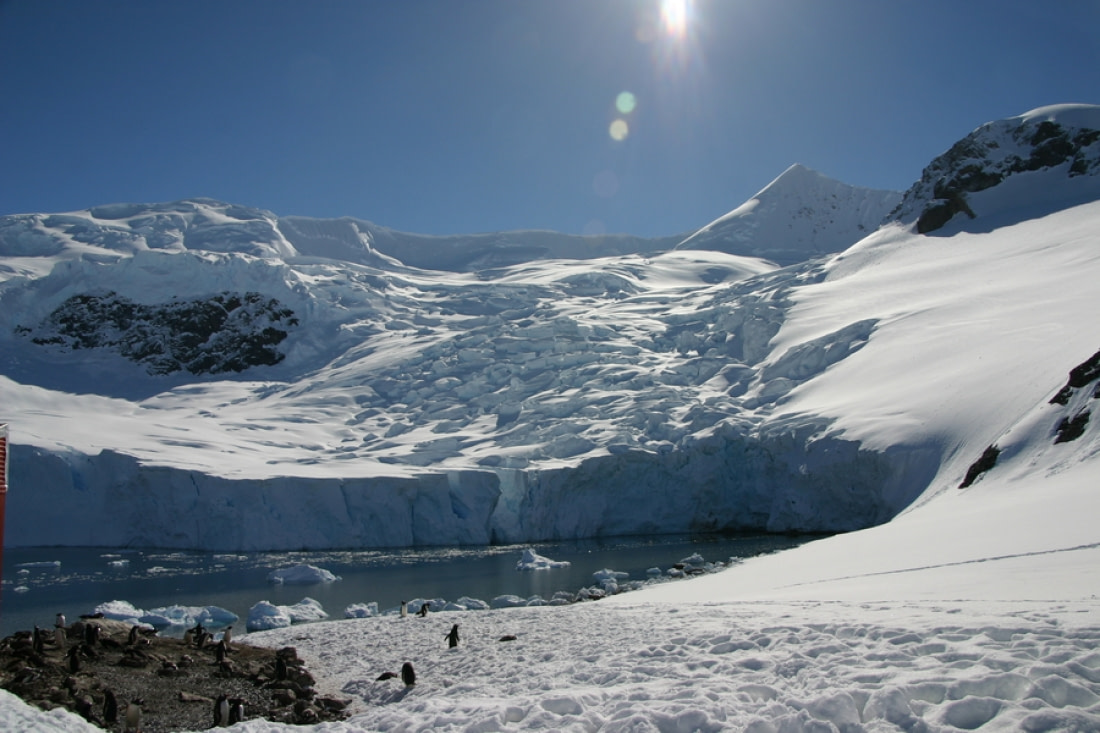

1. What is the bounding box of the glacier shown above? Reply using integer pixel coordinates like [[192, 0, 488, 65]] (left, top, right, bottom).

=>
[[1, 105, 1099, 552]]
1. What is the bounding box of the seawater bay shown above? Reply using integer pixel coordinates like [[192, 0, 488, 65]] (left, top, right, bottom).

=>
[[0, 533, 818, 638]]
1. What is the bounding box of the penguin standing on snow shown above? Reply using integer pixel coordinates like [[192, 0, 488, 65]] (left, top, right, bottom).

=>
[[214, 693, 229, 727], [401, 661, 416, 686], [445, 624, 460, 649], [400, 600, 408, 618]]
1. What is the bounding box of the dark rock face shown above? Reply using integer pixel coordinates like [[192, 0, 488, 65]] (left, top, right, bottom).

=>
[[16, 291, 298, 375], [888, 113, 1100, 234], [959, 444, 1000, 489]]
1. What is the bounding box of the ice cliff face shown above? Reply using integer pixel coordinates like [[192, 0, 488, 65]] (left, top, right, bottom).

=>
[[888, 104, 1100, 233], [2, 108, 1099, 550]]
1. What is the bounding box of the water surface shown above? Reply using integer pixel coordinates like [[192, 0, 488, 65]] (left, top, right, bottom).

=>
[[0, 534, 817, 638]]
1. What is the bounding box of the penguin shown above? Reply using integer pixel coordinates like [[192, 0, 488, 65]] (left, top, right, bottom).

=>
[[401, 661, 416, 687], [128, 625, 140, 645], [275, 654, 288, 681], [376, 671, 398, 681], [55, 613, 66, 631], [84, 623, 100, 646], [182, 628, 194, 647], [124, 698, 143, 733], [418, 603, 429, 617], [102, 689, 118, 725], [214, 693, 229, 727], [215, 639, 228, 664], [400, 600, 408, 618], [66, 644, 81, 673], [445, 623, 460, 649], [228, 698, 245, 724], [54, 625, 66, 652], [222, 625, 233, 650], [32, 626, 44, 655]]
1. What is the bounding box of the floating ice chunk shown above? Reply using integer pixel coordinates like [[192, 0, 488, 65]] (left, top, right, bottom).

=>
[[516, 548, 571, 571], [345, 602, 379, 619], [12, 586, 29, 593], [285, 597, 328, 623], [108, 560, 130, 568], [247, 601, 292, 632], [646, 567, 663, 576], [267, 564, 341, 584], [94, 600, 145, 623], [679, 553, 705, 566], [491, 595, 528, 609], [15, 561, 60, 569], [456, 596, 490, 611], [593, 568, 629, 582]]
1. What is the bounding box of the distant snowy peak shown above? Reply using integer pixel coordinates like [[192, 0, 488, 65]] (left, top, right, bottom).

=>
[[889, 103, 1100, 233], [674, 164, 901, 266]]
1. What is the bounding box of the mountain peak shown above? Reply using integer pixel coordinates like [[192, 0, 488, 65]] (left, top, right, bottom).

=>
[[674, 165, 901, 265], [889, 103, 1100, 234]]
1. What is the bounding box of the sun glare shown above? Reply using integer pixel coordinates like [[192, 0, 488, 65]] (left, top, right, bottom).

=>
[[660, 0, 690, 38]]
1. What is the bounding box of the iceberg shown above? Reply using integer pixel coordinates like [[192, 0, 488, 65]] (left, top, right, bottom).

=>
[[515, 548, 571, 571], [267, 564, 341, 584]]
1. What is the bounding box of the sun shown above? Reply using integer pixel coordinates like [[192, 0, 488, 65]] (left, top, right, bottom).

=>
[[660, 0, 691, 39]]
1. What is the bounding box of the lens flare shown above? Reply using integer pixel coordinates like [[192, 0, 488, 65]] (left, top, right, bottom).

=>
[[616, 91, 637, 115], [609, 119, 630, 141]]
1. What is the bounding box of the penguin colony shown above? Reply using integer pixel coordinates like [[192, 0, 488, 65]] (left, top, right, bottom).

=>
[[0, 614, 351, 728]]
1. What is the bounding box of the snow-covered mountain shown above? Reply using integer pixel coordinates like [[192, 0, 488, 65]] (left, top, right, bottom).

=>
[[674, 163, 901, 264], [1, 105, 1098, 552]]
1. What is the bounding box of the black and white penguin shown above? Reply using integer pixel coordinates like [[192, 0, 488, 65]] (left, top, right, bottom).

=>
[[400, 600, 408, 618], [222, 625, 233, 649], [53, 625, 66, 652], [214, 693, 229, 727], [401, 661, 416, 687], [102, 689, 118, 725], [128, 625, 140, 645], [228, 697, 245, 724], [83, 623, 100, 646], [215, 639, 228, 664], [66, 645, 81, 673], [275, 654, 288, 681], [32, 626, 44, 655], [55, 613, 66, 630], [418, 603, 429, 617], [182, 628, 193, 647], [445, 623, 460, 648], [124, 698, 143, 733]]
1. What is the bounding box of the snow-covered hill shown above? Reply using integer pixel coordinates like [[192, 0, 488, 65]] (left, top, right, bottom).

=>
[[1, 105, 1099, 552]]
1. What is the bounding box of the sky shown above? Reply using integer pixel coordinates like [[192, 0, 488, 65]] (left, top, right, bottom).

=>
[[1, 0, 1098, 238]]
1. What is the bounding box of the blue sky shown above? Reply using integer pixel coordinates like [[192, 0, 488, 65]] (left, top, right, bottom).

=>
[[1, 0, 1097, 238]]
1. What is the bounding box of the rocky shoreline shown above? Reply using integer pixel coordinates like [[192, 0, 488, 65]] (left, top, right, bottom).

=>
[[0, 617, 350, 731]]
